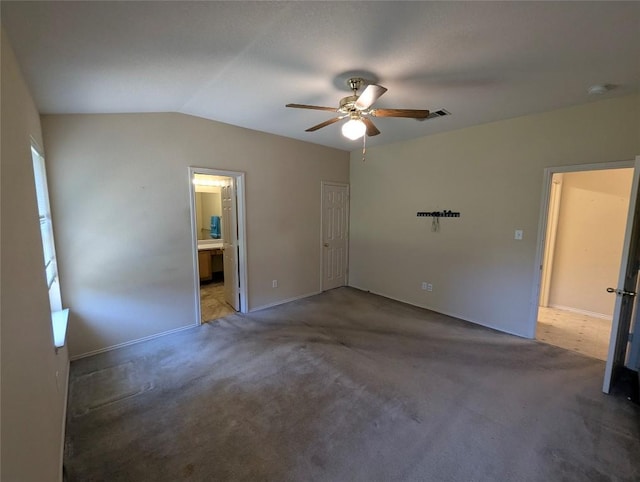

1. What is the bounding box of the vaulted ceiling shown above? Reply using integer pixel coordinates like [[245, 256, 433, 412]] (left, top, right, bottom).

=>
[[2, 1, 639, 151]]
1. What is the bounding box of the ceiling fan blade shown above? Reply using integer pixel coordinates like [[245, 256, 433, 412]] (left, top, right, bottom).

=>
[[286, 103, 337, 112], [305, 116, 344, 132], [354, 84, 388, 110], [362, 118, 380, 137], [371, 108, 430, 119]]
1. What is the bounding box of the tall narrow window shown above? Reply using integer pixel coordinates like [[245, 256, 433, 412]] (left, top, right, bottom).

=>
[[31, 144, 67, 347]]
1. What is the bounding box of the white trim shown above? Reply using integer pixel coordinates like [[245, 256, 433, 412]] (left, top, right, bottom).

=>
[[58, 357, 70, 482], [188, 169, 203, 326], [52, 308, 69, 349], [548, 304, 612, 320], [541, 160, 635, 174], [69, 324, 196, 361], [235, 174, 249, 313], [539, 173, 563, 307], [528, 159, 635, 340], [347, 284, 526, 338], [320, 181, 350, 291], [29, 135, 44, 157], [250, 291, 322, 313], [188, 167, 249, 326]]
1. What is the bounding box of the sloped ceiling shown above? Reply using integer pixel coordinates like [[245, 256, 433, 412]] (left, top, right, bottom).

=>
[[2, 1, 639, 151]]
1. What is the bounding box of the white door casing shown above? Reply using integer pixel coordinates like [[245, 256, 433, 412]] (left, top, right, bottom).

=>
[[321, 182, 349, 291], [222, 179, 240, 311], [188, 167, 247, 324], [603, 156, 640, 393], [539, 173, 564, 308]]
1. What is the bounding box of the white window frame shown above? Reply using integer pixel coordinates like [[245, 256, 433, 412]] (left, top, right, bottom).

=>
[[31, 142, 68, 347]]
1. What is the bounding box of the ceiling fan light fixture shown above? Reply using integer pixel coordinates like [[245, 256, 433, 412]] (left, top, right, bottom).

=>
[[587, 84, 613, 95], [342, 118, 366, 140]]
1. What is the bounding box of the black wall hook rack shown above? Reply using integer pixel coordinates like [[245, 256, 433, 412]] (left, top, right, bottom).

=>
[[417, 210, 460, 218]]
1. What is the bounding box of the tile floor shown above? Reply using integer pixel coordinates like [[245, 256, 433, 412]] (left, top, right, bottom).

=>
[[536, 306, 612, 361], [200, 280, 235, 323]]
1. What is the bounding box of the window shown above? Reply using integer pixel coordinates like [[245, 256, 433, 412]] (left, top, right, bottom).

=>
[[31, 144, 67, 347]]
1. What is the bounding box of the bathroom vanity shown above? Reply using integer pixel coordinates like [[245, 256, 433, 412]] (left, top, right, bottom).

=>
[[198, 240, 223, 282]]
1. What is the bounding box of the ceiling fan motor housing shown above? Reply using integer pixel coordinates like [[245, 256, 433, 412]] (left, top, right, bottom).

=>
[[339, 95, 360, 114]]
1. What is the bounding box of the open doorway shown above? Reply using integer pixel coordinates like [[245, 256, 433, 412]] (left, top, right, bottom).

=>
[[535, 166, 633, 360], [189, 168, 248, 324]]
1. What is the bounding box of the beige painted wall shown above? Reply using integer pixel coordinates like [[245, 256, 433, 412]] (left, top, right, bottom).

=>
[[1, 28, 69, 482], [349, 94, 640, 338], [41, 113, 349, 357], [548, 169, 633, 316]]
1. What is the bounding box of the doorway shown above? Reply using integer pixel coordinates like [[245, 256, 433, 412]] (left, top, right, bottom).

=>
[[535, 167, 633, 360], [189, 167, 248, 324]]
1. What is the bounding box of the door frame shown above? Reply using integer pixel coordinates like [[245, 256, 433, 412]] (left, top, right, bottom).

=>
[[538, 173, 564, 308], [320, 181, 350, 291], [529, 159, 635, 338], [188, 167, 248, 324]]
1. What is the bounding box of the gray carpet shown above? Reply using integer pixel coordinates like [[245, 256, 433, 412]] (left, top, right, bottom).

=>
[[65, 287, 640, 481]]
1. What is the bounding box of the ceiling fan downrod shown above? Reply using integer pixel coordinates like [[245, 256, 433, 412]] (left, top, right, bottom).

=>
[[348, 77, 364, 94]]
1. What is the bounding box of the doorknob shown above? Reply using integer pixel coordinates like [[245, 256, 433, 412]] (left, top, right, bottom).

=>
[[323, 243, 329, 247], [607, 287, 637, 296]]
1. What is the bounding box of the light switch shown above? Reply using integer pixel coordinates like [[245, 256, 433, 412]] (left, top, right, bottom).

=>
[[514, 229, 523, 240]]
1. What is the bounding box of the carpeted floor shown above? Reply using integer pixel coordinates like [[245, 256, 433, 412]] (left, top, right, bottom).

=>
[[64, 287, 640, 481]]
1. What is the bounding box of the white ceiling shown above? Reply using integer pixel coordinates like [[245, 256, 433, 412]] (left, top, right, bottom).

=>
[[2, 1, 639, 151]]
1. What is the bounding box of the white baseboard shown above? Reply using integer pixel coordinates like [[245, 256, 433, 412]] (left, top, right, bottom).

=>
[[71, 292, 324, 360], [347, 284, 530, 339], [548, 304, 611, 320], [250, 291, 322, 312], [70, 324, 197, 361]]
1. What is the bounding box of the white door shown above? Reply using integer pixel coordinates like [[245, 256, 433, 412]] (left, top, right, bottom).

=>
[[221, 180, 240, 311], [321, 182, 349, 291], [625, 275, 640, 371], [603, 156, 640, 393]]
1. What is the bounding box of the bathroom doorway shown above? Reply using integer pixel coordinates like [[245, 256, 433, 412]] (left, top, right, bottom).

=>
[[534, 164, 633, 361], [189, 167, 248, 324]]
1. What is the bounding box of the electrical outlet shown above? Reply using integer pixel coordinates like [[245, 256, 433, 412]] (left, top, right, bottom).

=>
[[427, 283, 433, 292], [514, 229, 523, 240], [421, 282, 428, 290], [272, 280, 278, 288]]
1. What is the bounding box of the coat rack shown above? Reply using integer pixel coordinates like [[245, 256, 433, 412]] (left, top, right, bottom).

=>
[[416, 210, 460, 218]]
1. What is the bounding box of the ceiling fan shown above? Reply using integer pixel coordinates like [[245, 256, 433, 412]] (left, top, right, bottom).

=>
[[286, 77, 430, 140]]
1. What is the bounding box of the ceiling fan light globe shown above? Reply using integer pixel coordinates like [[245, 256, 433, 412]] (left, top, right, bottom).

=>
[[342, 119, 366, 140]]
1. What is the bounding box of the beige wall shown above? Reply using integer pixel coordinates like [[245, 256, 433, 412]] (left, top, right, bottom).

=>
[[41, 113, 349, 357], [0, 28, 69, 482], [549, 169, 633, 316], [349, 94, 640, 338]]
